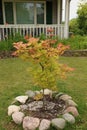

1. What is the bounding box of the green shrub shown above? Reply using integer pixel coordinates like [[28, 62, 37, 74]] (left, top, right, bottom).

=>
[[0, 33, 87, 51], [69, 18, 79, 35], [0, 33, 27, 51], [58, 35, 87, 50], [39, 33, 47, 40]]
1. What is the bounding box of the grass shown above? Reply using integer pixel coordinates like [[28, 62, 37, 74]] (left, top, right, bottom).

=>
[[0, 57, 87, 130]]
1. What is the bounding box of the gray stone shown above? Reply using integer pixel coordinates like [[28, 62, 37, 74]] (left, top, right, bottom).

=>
[[20, 104, 28, 111], [35, 91, 40, 95], [23, 116, 40, 130], [25, 90, 35, 98], [12, 111, 24, 124], [15, 96, 28, 104], [59, 94, 72, 101], [63, 106, 79, 117], [39, 119, 51, 130], [8, 105, 20, 116], [40, 89, 52, 96], [62, 113, 75, 124], [66, 99, 77, 107], [55, 92, 64, 99], [28, 101, 43, 111], [51, 118, 66, 129]]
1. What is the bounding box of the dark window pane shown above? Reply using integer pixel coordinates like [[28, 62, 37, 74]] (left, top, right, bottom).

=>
[[46, 1, 52, 24], [0, 0, 3, 24], [4, 2, 14, 24]]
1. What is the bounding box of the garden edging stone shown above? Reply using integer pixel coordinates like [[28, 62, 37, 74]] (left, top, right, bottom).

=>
[[8, 89, 79, 130]]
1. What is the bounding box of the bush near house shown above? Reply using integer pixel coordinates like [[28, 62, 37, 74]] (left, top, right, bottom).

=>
[[69, 18, 79, 35], [58, 35, 87, 50], [0, 33, 27, 51], [0, 34, 87, 58], [0, 33, 27, 58]]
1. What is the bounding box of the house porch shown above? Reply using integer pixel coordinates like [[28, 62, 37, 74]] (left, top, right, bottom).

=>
[[0, 0, 71, 40]]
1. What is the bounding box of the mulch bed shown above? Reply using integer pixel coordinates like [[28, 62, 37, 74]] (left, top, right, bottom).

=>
[[0, 50, 87, 59], [0, 51, 14, 59], [24, 95, 66, 120], [63, 50, 87, 57]]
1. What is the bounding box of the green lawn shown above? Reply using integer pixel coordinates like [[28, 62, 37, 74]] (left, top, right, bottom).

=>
[[0, 57, 87, 130]]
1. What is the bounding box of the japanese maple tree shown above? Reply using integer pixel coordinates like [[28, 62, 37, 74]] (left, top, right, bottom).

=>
[[13, 37, 74, 93]]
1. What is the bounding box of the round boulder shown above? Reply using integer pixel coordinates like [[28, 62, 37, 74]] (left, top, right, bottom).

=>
[[23, 116, 40, 130], [12, 111, 25, 124]]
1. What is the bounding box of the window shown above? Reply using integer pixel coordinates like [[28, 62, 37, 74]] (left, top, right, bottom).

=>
[[3, 1, 46, 24], [16, 3, 34, 24], [36, 3, 44, 24], [4, 2, 14, 24]]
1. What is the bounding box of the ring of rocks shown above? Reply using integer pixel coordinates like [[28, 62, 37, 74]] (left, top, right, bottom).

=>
[[8, 89, 79, 130]]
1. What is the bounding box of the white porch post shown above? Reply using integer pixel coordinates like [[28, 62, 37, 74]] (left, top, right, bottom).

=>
[[57, 0, 61, 25], [57, 0, 61, 37], [64, 0, 70, 38]]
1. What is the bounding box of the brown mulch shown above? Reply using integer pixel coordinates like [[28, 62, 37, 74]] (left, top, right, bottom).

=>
[[25, 95, 66, 120], [0, 51, 14, 59], [0, 50, 87, 59], [63, 50, 87, 57]]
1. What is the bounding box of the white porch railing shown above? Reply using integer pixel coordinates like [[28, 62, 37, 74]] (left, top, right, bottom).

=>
[[0, 24, 65, 40]]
